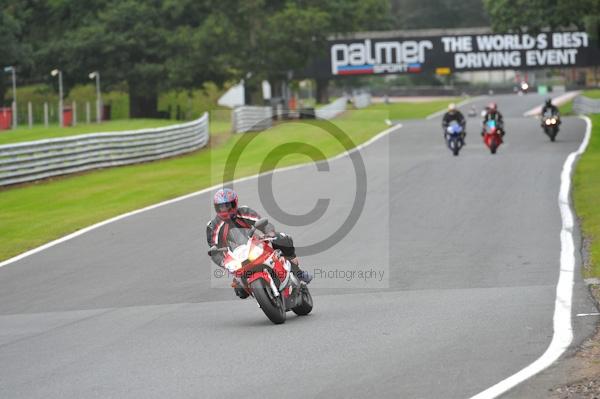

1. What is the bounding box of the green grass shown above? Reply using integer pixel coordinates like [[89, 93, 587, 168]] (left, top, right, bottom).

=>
[[371, 98, 462, 120], [574, 113, 600, 278], [559, 100, 574, 116], [583, 89, 600, 99], [559, 89, 600, 116], [0, 100, 449, 261]]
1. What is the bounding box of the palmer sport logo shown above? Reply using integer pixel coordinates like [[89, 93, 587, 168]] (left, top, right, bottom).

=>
[[330, 39, 433, 75]]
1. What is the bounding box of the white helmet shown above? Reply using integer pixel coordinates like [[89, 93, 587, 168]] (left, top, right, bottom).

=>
[[448, 103, 456, 111]]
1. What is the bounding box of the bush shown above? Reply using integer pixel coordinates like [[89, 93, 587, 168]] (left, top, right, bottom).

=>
[[12, 82, 226, 124]]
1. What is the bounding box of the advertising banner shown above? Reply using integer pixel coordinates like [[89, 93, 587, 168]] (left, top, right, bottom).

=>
[[321, 31, 599, 78]]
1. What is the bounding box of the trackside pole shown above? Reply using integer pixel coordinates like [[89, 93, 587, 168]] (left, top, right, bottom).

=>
[[28, 102, 32, 128], [44, 102, 49, 127], [72, 102, 77, 126]]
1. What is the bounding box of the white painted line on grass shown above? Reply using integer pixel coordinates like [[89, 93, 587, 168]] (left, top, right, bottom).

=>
[[0, 123, 403, 269], [576, 313, 600, 317], [425, 96, 485, 120], [523, 91, 582, 117], [470, 115, 592, 399]]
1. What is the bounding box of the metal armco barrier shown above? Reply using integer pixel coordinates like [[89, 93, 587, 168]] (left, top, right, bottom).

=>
[[315, 97, 348, 120], [232, 106, 273, 133], [0, 113, 209, 186], [353, 93, 372, 109], [573, 95, 600, 114]]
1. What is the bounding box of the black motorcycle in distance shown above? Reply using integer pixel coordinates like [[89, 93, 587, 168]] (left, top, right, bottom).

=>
[[541, 111, 560, 142]]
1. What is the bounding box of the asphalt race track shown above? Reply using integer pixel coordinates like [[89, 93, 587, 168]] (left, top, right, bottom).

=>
[[0, 94, 597, 398]]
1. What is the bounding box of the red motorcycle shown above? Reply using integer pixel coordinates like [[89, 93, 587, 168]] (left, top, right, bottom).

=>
[[483, 119, 503, 154], [209, 218, 313, 324]]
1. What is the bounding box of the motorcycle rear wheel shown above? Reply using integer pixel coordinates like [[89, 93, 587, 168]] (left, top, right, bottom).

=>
[[292, 285, 313, 316], [251, 278, 286, 324]]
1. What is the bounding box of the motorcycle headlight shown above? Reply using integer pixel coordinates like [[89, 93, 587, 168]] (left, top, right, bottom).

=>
[[551, 118, 556, 124], [248, 244, 263, 261], [545, 119, 551, 125]]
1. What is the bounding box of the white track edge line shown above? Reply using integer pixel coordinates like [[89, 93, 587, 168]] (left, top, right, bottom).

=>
[[0, 123, 402, 269], [470, 115, 592, 399], [522, 91, 582, 117]]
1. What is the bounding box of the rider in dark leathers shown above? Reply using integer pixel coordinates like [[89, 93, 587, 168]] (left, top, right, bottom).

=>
[[541, 98, 559, 117], [540, 98, 560, 126], [207, 188, 312, 298], [442, 103, 466, 143], [482, 102, 505, 136]]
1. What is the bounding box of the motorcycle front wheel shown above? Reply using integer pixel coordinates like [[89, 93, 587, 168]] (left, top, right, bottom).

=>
[[251, 278, 286, 324]]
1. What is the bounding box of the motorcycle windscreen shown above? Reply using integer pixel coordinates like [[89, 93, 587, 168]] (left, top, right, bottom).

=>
[[448, 121, 462, 134], [486, 120, 497, 129], [228, 227, 252, 251]]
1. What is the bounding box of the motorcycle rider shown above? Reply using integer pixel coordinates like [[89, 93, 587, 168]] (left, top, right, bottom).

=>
[[207, 188, 312, 299], [442, 103, 466, 143], [482, 102, 505, 136], [540, 98, 560, 126]]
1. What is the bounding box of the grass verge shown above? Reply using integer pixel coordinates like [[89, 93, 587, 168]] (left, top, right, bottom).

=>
[[559, 89, 600, 116], [0, 100, 453, 261], [370, 98, 461, 120], [574, 113, 600, 278]]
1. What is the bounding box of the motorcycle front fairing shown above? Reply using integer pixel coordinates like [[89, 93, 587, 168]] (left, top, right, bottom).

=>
[[221, 233, 291, 297], [483, 120, 503, 147], [446, 121, 463, 135], [543, 114, 559, 127]]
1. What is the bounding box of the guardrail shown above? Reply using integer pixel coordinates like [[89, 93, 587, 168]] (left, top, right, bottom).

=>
[[353, 93, 372, 109], [232, 106, 273, 133], [0, 113, 209, 186], [315, 97, 348, 120], [573, 95, 600, 114]]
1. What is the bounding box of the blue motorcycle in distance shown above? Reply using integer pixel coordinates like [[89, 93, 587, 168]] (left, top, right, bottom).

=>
[[444, 121, 464, 156]]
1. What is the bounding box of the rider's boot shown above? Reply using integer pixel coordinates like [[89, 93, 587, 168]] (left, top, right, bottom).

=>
[[289, 257, 313, 284], [231, 281, 249, 299]]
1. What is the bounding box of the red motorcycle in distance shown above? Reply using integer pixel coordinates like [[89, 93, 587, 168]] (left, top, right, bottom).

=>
[[209, 218, 313, 324], [483, 119, 503, 154]]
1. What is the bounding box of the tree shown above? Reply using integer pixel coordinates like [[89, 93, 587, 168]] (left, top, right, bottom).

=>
[[483, 0, 600, 33], [390, 0, 490, 30], [21, 0, 230, 117], [37, 0, 175, 117], [0, 1, 32, 104], [214, 0, 392, 103], [7, 0, 396, 111]]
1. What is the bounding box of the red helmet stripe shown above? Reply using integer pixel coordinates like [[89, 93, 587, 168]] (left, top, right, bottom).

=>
[[238, 213, 259, 221], [236, 218, 251, 229]]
